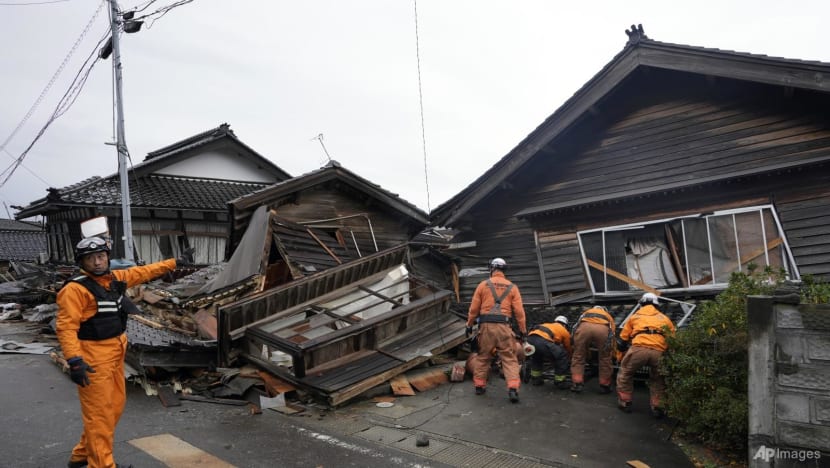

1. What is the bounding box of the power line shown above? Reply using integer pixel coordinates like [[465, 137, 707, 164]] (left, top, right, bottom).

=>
[[0, 0, 106, 153], [413, 0, 431, 213], [0, 0, 70, 5], [1, 147, 51, 186], [0, 31, 110, 188]]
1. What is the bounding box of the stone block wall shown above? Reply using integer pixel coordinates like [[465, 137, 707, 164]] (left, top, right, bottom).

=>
[[748, 296, 830, 467]]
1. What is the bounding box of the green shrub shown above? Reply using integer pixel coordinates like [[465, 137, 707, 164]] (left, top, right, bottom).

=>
[[663, 265, 786, 454], [800, 274, 830, 304]]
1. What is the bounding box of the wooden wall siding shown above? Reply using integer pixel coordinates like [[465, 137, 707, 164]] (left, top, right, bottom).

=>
[[271, 186, 413, 256], [519, 87, 830, 211], [536, 230, 587, 293], [455, 220, 546, 305], [777, 193, 830, 279]]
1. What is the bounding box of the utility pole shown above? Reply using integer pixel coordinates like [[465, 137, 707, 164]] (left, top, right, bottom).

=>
[[107, 0, 134, 262]]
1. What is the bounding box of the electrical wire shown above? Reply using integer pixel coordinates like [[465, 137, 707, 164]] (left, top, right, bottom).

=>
[[0, 0, 106, 153], [1, 147, 51, 186], [0, 30, 110, 188], [413, 0, 431, 213], [0, 0, 70, 5], [132, 0, 193, 29]]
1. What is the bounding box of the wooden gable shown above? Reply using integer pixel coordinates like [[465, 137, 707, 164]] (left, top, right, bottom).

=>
[[435, 35, 830, 306]]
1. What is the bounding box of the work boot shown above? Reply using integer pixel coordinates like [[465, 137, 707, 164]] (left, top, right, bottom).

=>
[[475, 386, 486, 395], [570, 382, 583, 393], [67, 460, 87, 468], [599, 384, 612, 394], [531, 376, 544, 386], [555, 381, 570, 390], [618, 400, 632, 413], [508, 388, 519, 403], [651, 407, 666, 419]]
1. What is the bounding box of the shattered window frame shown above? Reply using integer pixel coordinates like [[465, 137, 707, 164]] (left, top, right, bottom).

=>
[[577, 204, 799, 295]]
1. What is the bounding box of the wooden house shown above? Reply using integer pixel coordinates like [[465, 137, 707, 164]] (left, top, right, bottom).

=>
[[227, 160, 429, 260], [431, 26, 830, 307], [14, 124, 290, 265]]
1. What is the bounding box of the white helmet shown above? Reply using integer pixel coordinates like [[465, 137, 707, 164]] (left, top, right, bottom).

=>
[[554, 315, 569, 326], [640, 292, 660, 305], [489, 257, 507, 271]]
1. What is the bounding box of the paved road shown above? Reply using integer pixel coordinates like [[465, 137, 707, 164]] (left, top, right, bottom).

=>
[[0, 352, 449, 468], [1, 319, 693, 468]]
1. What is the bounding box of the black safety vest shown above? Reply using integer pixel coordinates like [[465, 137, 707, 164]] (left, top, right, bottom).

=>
[[67, 275, 128, 341]]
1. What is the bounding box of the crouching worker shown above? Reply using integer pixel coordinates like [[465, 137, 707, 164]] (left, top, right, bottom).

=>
[[616, 292, 676, 417], [466, 257, 527, 403], [526, 316, 572, 389], [570, 305, 615, 394], [57, 237, 194, 468]]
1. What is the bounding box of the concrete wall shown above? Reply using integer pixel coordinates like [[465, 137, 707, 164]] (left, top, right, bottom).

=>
[[748, 295, 830, 467]]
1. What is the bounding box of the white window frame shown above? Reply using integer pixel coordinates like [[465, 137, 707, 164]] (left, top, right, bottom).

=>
[[577, 204, 799, 295]]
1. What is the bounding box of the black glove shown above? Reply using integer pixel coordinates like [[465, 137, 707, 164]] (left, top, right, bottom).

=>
[[465, 326, 473, 338], [616, 336, 630, 352], [176, 247, 195, 266], [67, 357, 96, 387]]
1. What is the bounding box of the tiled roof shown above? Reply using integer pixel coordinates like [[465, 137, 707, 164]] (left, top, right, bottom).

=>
[[0, 230, 46, 261], [0, 219, 43, 231], [232, 160, 428, 223], [56, 175, 270, 211]]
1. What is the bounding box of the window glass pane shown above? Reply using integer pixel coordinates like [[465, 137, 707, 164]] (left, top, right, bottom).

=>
[[603, 230, 630, 291], [683, 218, 713, 285], [735, 211, 765, 269], [580, 231, 605, 293], [708, 214, 739, 283]]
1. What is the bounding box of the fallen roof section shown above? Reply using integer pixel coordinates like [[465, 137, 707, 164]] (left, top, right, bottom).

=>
[[216, 244, 466, 406]]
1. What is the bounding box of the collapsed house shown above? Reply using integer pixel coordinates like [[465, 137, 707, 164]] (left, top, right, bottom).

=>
[[430, 26, 830, 320]]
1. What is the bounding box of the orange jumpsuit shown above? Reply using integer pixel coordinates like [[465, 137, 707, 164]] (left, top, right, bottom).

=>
[[616, 304, 676, 410], [57, 259, 176, 468], [571, 307, 616, 387], [466, 270, 527, 390]]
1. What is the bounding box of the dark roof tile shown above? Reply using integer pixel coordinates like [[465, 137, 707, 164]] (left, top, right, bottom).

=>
[[0, 230, 46, 261]]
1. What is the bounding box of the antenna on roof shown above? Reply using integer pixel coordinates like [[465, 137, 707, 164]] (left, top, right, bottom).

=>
[[311, 133, 332, 165]]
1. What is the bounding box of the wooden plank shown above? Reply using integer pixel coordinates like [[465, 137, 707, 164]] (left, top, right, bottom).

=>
[[327, 333, 467, 406], [156, 385, 181, 407], [257, 370, 296, 396], [390, 375, 416, 396], [305, 228, 342, 265], [693, 237, 783, 285], [664, 224, 688, 288], [194, 308, 218, 340], [587, 259, 661, 295], [406, 368, 448, 392]]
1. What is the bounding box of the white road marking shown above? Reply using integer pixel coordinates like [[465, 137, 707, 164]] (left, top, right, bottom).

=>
[[129, 433, 237, 468]]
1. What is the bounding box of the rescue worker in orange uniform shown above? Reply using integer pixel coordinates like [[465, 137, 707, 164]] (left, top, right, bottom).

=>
[[570, 305, 616, 394], [526, 316, 572, 389], [57, 237, 192, 468], [466, 257, 527, 403], [616, 292, 676, 417]]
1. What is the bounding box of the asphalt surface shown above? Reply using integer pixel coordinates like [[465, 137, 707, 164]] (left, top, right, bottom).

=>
[[0, 320, 693, 467]]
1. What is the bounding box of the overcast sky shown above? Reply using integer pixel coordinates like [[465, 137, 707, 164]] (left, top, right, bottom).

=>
[[1, 0, 828, 219]]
